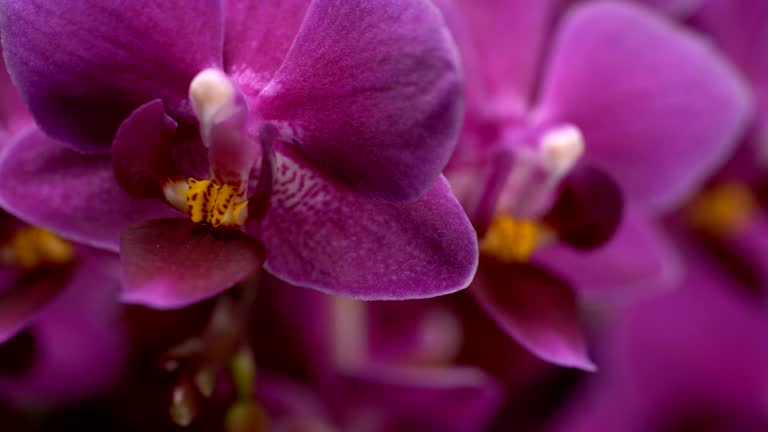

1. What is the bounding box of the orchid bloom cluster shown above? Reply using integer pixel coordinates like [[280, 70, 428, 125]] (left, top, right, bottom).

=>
[[0, 0, 766, 431]]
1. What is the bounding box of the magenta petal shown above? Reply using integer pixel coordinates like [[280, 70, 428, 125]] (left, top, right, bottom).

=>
[[258, 153, 478, 300], [223, 0, 310, 94], [121, 218, 265, 309], [113, 100, 180, 200], [536, 2, 751, 211], [257, 374, 331, 425], [635, 0, 703, 17], [694, 0, 768, 121], [470, 257, 595, 370], [337, 365, 503, 432], [0, 266, 72, 343], [535, 209, 682, 298], [0, 47, 30, 140], [368, 299, 463, 365], [256, 0, 462, 201], [434, 0, 559, 113], [0, 128, 177, 251], [0, 0, 223, 151]]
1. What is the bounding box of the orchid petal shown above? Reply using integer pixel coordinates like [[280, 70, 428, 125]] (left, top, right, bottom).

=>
[[337, 365, 503, 432], [536, 2, 751, 211], [113, 100, 180, 200], [0, 45, 29, 141], [535, 209, 682, 298], [550, 254, 768, 432], [121, 218, 265, 309], [0, 0, 223, 151], [256, 0, 462, 202], [611, 265, 768, 418], [632, 0, 703, 17], [257, 152, 478, 300], [694, 0, 768, 121], [433, 0, 559, 115], [470, 256, 595, 371], [368, 299, 463, 366], [223, 0, 311, 95], [0, 266, 72, 344], [0, 128, 176, 251], [256, 374, 331, 424]]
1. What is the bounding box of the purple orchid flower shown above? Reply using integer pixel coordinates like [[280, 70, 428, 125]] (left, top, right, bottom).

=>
[[0, 211, 127, 409], [550, 248, 768, 432], [0, 0, 478, 309], [434, 0, 750, 370]]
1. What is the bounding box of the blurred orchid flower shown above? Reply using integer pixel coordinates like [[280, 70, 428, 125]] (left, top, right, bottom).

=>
[[551, 248, 768, 432], [252, 277, 503, 432], [0, 210, 126, 409], [434, 0, 750, 369]]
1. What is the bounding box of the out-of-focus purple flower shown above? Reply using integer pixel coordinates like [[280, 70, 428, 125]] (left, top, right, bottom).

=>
[[0, 211, 127, 409], [434, 0, 750, 369], [0, 0, 479, 308], [551, 248, 768, 432], [252, 277, 504, 432]]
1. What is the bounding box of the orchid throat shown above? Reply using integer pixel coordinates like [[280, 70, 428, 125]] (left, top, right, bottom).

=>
[[479, 125, 585, 262], [161, 69, 275, 228]]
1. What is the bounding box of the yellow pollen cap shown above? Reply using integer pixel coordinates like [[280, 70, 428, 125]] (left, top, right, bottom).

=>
[[480, 216, 540, 262]]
